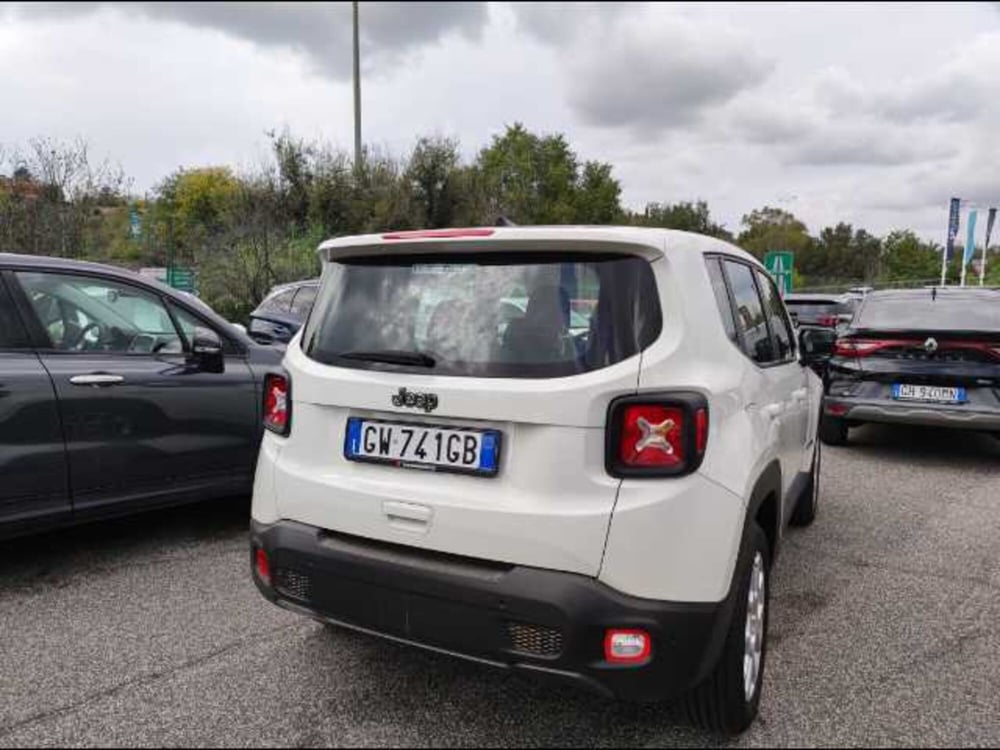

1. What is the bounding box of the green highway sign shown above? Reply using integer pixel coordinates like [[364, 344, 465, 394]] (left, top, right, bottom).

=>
[[166, 266, 196, 294], [763, 251, 794, 296]]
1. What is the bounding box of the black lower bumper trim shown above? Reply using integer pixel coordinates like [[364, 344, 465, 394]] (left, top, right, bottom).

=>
[[250, 520, 736, 702]]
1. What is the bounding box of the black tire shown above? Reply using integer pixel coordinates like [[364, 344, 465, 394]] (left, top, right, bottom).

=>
[[790, 442, 820, 527], [818, 414, 848, 446], [683, 524, 770, 736]]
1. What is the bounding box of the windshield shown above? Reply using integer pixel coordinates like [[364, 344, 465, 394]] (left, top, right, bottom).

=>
[[855, 293, 1000, 331], [301, 252, 662, 378]]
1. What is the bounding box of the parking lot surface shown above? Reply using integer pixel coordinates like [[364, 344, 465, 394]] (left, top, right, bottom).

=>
[[1, 424, 998, 748]]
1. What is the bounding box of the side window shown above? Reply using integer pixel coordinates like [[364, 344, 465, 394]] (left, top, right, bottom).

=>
[[261, 288, 295, 313], [755, 270, 795, 361], [704, 257, 738, 344], [14, 272, 183, 354], [166, 302, 236, 355], [290, 285, 317, 317], [723, 261, 775, 364], [0, 277, 29, 349]]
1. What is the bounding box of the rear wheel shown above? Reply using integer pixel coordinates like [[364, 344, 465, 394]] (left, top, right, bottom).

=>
[[683, 524, 770, 735], [790, 443, 820, 527], [819, 414, 848, 446]]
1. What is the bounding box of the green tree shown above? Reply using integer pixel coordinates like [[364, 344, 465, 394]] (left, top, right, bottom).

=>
[[574, 161, 622, 224], [634, 200, 731, 239], [736, 207, 812, 262], [473, 123, 620, 225], [809, 223, 881, 283], [406, 136, 461, 228], [879, 230, 942, 284]]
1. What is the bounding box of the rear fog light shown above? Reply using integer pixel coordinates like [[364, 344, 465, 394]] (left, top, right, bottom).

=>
[[605, 629, 652, 664]]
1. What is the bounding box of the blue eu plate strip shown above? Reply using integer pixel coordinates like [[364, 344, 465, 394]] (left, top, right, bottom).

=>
[[479, 433, 498, 471], [346, 418, 362, 456]]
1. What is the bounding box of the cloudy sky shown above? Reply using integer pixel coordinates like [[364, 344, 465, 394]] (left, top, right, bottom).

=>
[[2, 1, 999, 241]]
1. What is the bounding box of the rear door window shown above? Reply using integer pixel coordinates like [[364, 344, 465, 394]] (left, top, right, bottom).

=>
[[755, 269, 795, 361], [723, 260, 774, 364], [302, 253, 662, 378], [704, 257, 738, 344], [290, 285, 318, 317], [0, 276, 29, 349]]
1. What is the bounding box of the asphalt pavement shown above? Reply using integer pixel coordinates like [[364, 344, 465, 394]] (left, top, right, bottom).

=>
[[1, 424, 998, 747]]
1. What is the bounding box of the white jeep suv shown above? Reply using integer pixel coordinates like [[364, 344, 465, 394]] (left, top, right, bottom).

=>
[[250, 227, 824, 734]]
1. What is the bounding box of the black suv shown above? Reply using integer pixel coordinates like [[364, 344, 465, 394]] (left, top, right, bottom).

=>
[[0, 253, 283, 539], [820, 287, 1000, 445]]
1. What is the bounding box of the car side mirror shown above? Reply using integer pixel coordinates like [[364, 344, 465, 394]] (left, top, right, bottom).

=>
[[249, 330, 276, 346], [190, 326, 225, 373], [799, 327, 836, 365]]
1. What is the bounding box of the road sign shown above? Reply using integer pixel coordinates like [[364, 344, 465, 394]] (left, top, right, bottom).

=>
[[764, 251, 794, 296], [166, 267, 197, 294], [128, 205, 142, 239]]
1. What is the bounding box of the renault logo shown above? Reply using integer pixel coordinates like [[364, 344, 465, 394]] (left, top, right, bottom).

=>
[[924, 337, 938, 353]]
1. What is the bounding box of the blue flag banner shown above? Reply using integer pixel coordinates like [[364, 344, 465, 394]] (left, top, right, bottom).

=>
[[946, 197, 961, 262], [964, 209, 978, 265]]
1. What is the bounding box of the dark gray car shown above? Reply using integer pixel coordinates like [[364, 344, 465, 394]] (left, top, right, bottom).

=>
[[0, 253, 284, 540], [248, 279, 319, 345]]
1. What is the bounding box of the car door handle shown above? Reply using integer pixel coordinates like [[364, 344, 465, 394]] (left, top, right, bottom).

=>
[[762, 403, 783, 420], [69, 374, 125, 387], [791, 388, 808, 402]]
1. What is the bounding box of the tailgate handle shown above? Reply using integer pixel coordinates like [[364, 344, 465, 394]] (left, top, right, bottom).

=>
[[383, 501, 432, 533]]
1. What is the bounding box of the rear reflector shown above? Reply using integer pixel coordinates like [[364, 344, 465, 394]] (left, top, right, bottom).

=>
[[381, 228, 495, 240], [255, 548, 271, 585], [825, 402, 849, 416], [263, 373, 290, 435], [695, 408, 709, 455], [605, 630, 651, 664]]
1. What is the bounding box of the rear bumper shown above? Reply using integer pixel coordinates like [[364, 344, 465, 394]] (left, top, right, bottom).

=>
[[825, 396, 1000, 430], [250, 519, 734, 702]]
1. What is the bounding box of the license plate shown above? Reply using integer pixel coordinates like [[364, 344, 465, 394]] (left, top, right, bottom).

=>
[[344, 418, 501, 477], [892, 384, 966, 404]]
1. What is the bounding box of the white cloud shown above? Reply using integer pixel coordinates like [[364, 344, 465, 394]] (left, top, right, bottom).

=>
[[1, 0, 999, 244], [4, 2, 489, 80]]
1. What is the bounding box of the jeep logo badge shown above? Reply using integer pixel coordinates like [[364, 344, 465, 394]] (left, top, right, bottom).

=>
[[392, 387, 439, 413], [924, 337, 938, 353]]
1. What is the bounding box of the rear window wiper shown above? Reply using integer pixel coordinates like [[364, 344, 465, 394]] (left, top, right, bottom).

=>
[[339, 350, 437, 368]]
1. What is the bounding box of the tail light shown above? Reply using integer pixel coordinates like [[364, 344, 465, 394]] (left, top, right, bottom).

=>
[[833, 339, 900, 357], [834, 339, 1000, 360], [263, 373, 291, 435], [254, 547, 271, 585], [606, 393, 708, 478], [605, 629, 652, 664], [816, 314, 839, 328]]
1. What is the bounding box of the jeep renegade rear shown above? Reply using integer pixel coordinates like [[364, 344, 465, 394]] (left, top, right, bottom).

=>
[[250, 227, 823, 735]]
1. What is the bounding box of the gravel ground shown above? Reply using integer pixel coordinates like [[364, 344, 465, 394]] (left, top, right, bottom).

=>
[[1, 423, 998, 747]]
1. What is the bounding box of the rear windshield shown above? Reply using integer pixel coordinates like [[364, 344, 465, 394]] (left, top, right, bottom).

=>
[[785, 300, 850, 319], [855, 293, 1000, 331], [301, 252, 662, 378]]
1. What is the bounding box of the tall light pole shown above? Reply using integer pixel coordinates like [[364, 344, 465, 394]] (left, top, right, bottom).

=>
[[352, 0, 362, 173]]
